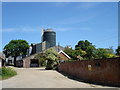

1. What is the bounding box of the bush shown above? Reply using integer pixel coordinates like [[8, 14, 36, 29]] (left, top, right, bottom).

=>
[[64, 59, 75, 62], [45, 60, 55, 70], [0, 67, 17, 80]]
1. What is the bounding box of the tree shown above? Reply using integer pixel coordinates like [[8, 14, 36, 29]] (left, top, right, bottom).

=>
[[75, 40, 96, 59], [75, 40, 93, 51], [107, 46, 114, 54], [64, 47, 86, 60], [93, 48, 116, 59], [64, 48, 75, 59], [45, 48, 59, 69], [34, 53, 46, 66], [72, 49, 86, 60], [3, 40, 29, 66], [116, 46, 120, 55], [34, 48, 59, 69]]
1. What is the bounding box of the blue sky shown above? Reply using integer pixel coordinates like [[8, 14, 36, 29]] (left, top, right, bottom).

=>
[[1, 2, 118, 51]]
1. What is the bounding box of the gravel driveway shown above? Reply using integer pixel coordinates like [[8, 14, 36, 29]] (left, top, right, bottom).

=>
[[2, 67, 115, 88]]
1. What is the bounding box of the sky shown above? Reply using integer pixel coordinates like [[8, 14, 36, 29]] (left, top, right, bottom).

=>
[[1, 2, 118, 51]]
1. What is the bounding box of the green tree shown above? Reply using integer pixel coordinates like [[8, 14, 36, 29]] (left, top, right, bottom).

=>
[[64, 47, 86, 60], [45, 48, 59, 69], [34, 53, 46, 66], [64, 48, 75, 59], [116, 46, 120, 55], [72, 49, 86, 60], [93, 48, 116, 59], [75, 40, 96, 59], [75, 40, 93, 51], [34, 48, 59, 69], [3, 40, 29, 66]]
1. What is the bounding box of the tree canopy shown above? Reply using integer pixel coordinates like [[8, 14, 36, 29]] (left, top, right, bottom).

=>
[[75, 40, 96, 59], [93, 48, 116, 59], [64, 48, 86, 60], [34, 48, 59, 69], [116, 46, 120, 55], [4, 40, 29, 66], [64, 40, 116, 60], [34, 52, 46, 66], [75, 40, 93, 51], [45, 48, 58, 62]]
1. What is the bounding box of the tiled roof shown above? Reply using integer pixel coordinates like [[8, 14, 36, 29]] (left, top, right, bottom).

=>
[[58, 50, 71, 59]]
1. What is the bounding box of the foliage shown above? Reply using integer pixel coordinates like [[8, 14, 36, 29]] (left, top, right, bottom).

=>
[[65, 40, 116, 60], [75, 40, 94, 51], [64, 48, 86, 60], [75, 40, 96, 59], [64, 59, 75, 62], [3, 40, 29, 66], [72, 49, 86, 60], [45, 48, 59, 69], [116, 46, 120, 55], [93, 48, 116, 59], [34, 48, 59, 69], [64, 48, 75, 59], [0, 67, 17, 80], [45, 48, 58, 62], [106, 46, 115, 54], [34, 53, 46, 66]]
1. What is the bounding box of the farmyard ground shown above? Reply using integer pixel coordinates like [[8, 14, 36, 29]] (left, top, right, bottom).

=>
[[1, 67, 117, 88]]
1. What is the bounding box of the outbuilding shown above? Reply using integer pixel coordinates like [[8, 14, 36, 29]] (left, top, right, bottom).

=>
[[58, 50, 71, 62]]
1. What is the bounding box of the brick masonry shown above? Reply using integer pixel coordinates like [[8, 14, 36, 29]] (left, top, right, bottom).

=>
[[58, 57, 120, 87]]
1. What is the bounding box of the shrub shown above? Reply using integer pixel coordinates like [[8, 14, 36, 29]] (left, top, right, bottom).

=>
[[64, 59, 75, 62]]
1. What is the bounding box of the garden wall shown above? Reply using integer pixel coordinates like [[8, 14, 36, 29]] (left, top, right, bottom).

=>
[[58, 57, 120, 87]]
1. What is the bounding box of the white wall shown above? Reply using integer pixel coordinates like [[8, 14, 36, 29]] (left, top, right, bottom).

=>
[[0, 59, 1, 67]]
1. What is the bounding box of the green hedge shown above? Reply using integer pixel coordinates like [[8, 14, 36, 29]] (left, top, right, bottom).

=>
[[0, 67, 17, 80]]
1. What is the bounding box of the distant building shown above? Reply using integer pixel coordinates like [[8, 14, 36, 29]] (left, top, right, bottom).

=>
[[42, 28, 56, 47], [6, 56, 14, 65], [30, 28, 56, 55], [58, 50, 71, 62], [23, 45, 71, 68], [0, 52, 6, 67], [65, 45, 72, 49], [15, 28, 71, 68], [30, 43, 42, 54]]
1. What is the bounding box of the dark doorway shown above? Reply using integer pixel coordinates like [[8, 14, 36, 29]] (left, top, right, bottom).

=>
[[16, 60, 23, 67], [30, 59, 39, 67]]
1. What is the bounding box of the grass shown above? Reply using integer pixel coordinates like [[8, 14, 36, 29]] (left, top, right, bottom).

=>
[[0, 67, 17, 80]]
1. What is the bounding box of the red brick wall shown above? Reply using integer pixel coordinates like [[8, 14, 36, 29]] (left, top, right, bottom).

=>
[[58, 57, 120, 86]]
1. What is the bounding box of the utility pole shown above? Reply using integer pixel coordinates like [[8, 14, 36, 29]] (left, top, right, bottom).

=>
[[58, 42, 60, 52]]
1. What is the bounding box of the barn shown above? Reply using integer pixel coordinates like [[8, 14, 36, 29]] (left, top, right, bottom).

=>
[[22, 46, 71, 68]]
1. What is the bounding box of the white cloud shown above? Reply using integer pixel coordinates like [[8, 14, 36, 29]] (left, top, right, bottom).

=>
[[0, 28, 16, 32], [1, 26, 41, 32], [54, 27, 91, 32], [21, 27, 36, 32], [57, 13, 97, 25], [77, 3, 101, 10], [1, 26, 91, 33]]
